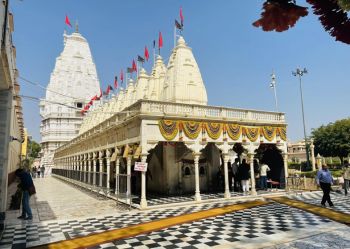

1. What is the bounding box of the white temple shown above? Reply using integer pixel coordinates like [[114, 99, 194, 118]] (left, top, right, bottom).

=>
[[53, 35, 288, 209], [40, 28, 100, 170]]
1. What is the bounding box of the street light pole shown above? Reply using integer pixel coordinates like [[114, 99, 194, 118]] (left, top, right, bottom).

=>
[[292, 67, 310, 170], [270, 72, 278, 112]]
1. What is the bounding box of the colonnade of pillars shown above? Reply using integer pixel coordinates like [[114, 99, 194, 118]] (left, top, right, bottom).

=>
[[53, 146, 288, 209]]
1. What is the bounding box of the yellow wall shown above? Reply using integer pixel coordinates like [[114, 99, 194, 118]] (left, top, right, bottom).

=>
[[21, 128, 28, 157]]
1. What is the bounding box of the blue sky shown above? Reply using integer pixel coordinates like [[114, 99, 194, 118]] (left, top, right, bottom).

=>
[[11, 0, 349, 142]]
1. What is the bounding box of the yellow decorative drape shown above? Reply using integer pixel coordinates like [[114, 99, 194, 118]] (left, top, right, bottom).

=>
[[226, 124, 242, 140], [182, 121, 201, 139], [205, 122, 223, 140], [159, 120, 179, 141], [261, 126, 276, 141], [277, 126, 287, 141], [244, 127, 260, 142]]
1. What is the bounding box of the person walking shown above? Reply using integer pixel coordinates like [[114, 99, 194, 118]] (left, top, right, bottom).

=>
[[232, 158, 240, 192], [31, 166, 36, 178], [15, 168, 35, 220], [343, 160, 350, 196], [316, 164, 334, 207], [238, 159, 250, 195], [40, 165, 46, 178], [260, 161, 270, 191]]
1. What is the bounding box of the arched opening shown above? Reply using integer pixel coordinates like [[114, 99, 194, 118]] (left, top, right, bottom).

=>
[[256, 144, 285, 188]]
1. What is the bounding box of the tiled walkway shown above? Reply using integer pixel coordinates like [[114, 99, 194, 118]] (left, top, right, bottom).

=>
[[1, 177, 349, 249]]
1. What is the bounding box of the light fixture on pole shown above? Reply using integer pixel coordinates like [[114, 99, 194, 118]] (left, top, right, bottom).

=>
[[269, 71, 278, 112], [292, 67, 310, 170]]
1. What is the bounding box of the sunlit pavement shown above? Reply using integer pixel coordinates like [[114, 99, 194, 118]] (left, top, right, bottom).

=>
[[0, 177, 349, 249]]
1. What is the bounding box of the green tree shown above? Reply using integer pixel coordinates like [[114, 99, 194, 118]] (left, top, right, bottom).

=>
[[311, 118, 350, 162], [28, 140, 41, 159]]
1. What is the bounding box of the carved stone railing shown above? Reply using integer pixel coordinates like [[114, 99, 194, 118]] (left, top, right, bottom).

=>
[[56, 100, 286, 153]]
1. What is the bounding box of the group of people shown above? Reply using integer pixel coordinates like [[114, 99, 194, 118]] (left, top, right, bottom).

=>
[[218, 158, 272, 194], [31, 165, 45, 178]]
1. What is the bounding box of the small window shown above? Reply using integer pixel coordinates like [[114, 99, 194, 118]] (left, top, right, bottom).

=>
[[199, 166, 205, 175], [184, 167, 191, 176], [77, 102, 83, 108]]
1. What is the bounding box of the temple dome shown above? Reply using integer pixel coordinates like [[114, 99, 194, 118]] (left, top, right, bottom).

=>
[[161, 36, 207, 105]]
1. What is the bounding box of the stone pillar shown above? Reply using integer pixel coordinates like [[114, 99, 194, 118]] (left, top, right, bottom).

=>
[[248, 153, 257, 195], [99, 152, 103, 187], [127, 155, 132, 204], [83, 154, 87, 182], [223, 154, 231, 198], [106, 149, 111, 193], [193, 153, 201, 202], [115, 156, 120, 195], [282, 152, 289, 178], [93, 154, 97, 186], [316, 154, 322, 170], [140, 154, 148, 208], [87, 155, 91, 184], [310, 140, 316, 171]]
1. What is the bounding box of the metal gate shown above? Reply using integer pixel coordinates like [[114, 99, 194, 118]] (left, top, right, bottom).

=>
[[115, 173, 132, 208]]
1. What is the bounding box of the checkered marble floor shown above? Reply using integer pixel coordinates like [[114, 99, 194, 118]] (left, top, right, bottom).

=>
[[0, 200, 243, 249], [289, 191, 350, 214], [132, 190, 274, 206], [91, 202, 339, 249]]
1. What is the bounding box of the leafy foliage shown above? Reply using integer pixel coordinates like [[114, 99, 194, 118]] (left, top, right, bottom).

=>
[[311, 118, 350, 160], [254, 0, 350, 45], [28, 140, 41, 159]]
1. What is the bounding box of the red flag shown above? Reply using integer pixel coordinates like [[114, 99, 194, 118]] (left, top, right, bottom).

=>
[[65, 15, 72, 27], [91, 95, 98, 101], [114, 76, 118, 89], [144, 46, 149, 61], [180, 7, 184, 25], [158, 32, 163, 48], [120, 69, 124, 83], [106, 85, 111, 95], [132, 59, 137, 72]]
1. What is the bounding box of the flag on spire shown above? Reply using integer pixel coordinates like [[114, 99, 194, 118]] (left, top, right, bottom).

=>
[[106, 85, 113, 95], [132, 59, 137, 72], [180, 7, 184, 26], [65, 15, 72, 27], [114, 76, 118, 89], [153, 40, 156, 49], [120, 69, 124, 84], [158, 32, 163, 49], [175, 20, 183, 30], [137, 55, 145, 63], [144, 46, 149, 61]]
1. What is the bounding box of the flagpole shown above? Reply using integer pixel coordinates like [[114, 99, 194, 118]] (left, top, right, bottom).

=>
[[174, 25, 176, 48], [137, 61, 139, 79], [153, 46, 156, 67]]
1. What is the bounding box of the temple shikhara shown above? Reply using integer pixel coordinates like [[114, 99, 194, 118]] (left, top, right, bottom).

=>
[[51, 26, 288, 209], [40, 26, 100, 171]]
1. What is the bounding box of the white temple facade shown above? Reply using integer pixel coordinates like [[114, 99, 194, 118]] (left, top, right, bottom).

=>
[[40, 28, 100, 170], [53, 36, 288, 209]]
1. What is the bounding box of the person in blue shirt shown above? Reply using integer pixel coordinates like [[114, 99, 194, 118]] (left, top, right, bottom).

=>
[[316, 164, 334, 207], [15, 168, 35, 220]]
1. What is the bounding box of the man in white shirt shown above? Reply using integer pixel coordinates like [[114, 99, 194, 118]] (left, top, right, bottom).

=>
[[260, 162, 270, 190]]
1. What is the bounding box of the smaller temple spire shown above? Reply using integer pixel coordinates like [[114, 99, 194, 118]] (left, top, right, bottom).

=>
[[75, 20, 79, 33]]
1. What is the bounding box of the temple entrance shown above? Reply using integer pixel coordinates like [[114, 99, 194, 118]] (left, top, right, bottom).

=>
[[256, 144, 284, 188]]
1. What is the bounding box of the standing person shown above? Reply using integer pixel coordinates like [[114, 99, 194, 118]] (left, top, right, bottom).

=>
[[31, 166, 36, 178], [228, 161, 233, 191], [40, 165, 46, 178], [316, 164, 334, 207], [231, 158, 240, 192], [343, 160, 350, 196], [15, 168, 35, 220], [239, 159, 250, 195], [37, 167, 41, 178], [260, 161, 271, 191]]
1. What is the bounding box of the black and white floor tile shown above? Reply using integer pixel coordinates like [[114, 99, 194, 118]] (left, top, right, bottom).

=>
[[0, 198, 345, 249], [90, 203, 337, 249], [290, 191, 350, 214]]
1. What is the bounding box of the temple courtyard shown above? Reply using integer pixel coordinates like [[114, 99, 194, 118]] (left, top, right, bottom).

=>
[[0, 176, 349, 249]]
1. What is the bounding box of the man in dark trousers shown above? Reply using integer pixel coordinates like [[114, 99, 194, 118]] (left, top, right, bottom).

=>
[[316, 164, 334, 207], [15, 169, 35, 220]]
